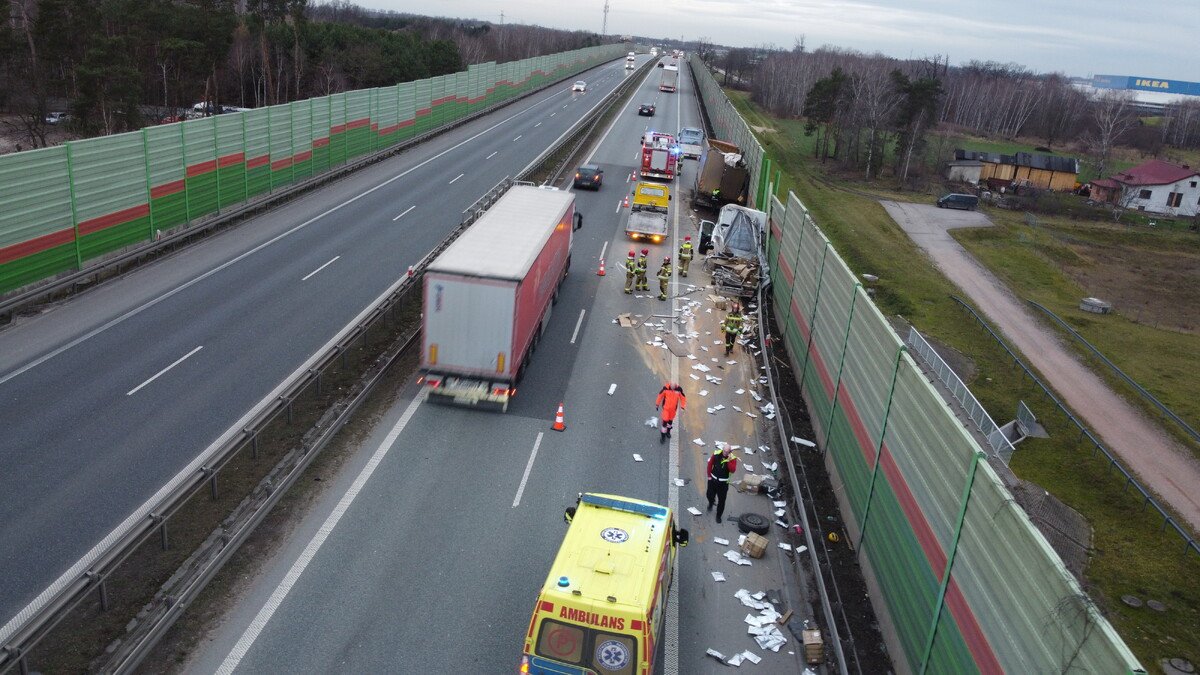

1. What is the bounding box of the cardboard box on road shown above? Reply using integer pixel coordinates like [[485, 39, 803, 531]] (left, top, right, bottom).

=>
[[803, 628, 825, 664], [740, 532, 768, 558], [738, 474, 766, 494]]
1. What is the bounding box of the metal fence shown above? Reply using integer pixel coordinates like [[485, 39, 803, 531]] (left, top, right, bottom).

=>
[[953, 295, 1199, 559], [906, 326, 1016, 464], [687, 55, 770, 208]]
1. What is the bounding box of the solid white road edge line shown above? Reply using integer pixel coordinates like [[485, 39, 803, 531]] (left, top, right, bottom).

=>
[[570, 309, 587, 345], [0, 82, 576, 388], [448, 173, 464, 184], [391, 206, 416, 221], [599, 241, 609, 261], [486, 151, 498, 159], [534, 122, 542, 127], [664, 72, 685, 675], [126, 345, 203, 396], [300, 255, 340, 281], [513, 135, 522, 142], [214, 393, 425, 675], [512, 432, 545, 508]]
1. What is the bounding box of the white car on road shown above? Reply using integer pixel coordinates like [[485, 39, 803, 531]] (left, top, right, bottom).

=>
[[571, 81, 587, 92]]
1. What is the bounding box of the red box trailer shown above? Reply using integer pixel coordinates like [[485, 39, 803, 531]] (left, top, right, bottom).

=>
[[420, 184, 581, 411]]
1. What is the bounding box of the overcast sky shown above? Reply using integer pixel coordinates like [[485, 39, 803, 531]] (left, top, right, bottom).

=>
[[359, 0, 1198, 81]]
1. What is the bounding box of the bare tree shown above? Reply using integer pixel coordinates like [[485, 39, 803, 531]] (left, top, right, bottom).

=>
[[1091, 91, 1136, 179]]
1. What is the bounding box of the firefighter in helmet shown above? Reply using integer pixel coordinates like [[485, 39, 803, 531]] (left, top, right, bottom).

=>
[[635, 248, 649, 292], [657, 256, 672, 301], [723, 302, 744, 356], [678, 236, 694, 277], [624, 250, 637, 294]]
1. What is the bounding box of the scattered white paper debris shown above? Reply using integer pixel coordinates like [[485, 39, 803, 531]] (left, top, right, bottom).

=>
[[798, 546, 808, 553], [741, 650, 762, 664], [743, 447, 755, 455], [732, 405, 743, 412], [645, 417, 658, 427], [607, 383, 617, 395], [735, 388, 746, 395], [674, 478, 686, 487], [774, 509, 786, 517], [711, 357, 719, 363], [713, 404, 726, 411], [791, 436, 816, 448], [713, 537, 730, 546], [633, 454, 644, 462], [689, 373, 701, 380], [687, 506, 702, 516], [746, 412, 758, 419], [699, 389, 709, 396], [711, 571, 727, 582], [750, 391, 763, 402], [706, 407, 717, 414], [773, 500, 786, 508], [693, 438, 706, 446], [763, 461, 778, 471], [692, 363, 711, 372], [727, 360, 738, 365], [687, 354, 697, 360], [705, 648, 726, 659], [775, 519, 788, 528], [744, 464, 755, 472]]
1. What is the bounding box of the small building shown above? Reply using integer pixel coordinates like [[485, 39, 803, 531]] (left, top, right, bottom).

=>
[[1089, 160, 1200, 217], [945, 159, 983, 184], [954, 149, 1080, 191]]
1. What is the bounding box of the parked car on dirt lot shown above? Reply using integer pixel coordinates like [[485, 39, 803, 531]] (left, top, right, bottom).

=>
[[573, 165, 604, 190], [638, 103, 656, 117]]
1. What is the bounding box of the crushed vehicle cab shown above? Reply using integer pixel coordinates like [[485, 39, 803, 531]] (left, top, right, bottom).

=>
[[625, 181, 670, 244], [520, 493, 688, 675], [675, 127, 705, 160]]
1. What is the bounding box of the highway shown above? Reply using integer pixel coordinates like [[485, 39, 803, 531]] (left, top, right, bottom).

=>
[[0, 56, 648, 632], [180, 57, 815, 673]]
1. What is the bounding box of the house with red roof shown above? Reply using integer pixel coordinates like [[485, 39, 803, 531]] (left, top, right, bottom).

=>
[[1089, 159, 1200, 217]]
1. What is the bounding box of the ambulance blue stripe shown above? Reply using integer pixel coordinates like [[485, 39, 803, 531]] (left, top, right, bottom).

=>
[[530, 655, 587, 674], [581, 494, 668, 519]]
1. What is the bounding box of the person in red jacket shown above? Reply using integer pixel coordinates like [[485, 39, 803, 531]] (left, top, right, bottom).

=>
[[706, 445, 739, 523], [655, 383, 687, 443]]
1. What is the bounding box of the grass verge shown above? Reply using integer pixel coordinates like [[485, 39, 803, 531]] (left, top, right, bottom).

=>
[[724, 88, 1200, 668]]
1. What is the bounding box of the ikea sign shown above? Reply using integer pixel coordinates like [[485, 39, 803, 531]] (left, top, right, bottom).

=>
[[1093, 74, 1200, 97]]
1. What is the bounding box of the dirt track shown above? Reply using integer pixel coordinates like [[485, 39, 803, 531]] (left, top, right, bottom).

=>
[[882, 200, 1200, 532]]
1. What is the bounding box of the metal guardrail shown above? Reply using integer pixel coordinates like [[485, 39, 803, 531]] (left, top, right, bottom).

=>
[[1027, 299, 1200, 445], [906, 326, 1016, 464], [0, 54, 640, 674], [951, 295, 1199, 558]]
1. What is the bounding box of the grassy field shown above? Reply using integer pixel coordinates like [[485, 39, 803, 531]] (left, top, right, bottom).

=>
[[724, 89, 1200, 669]]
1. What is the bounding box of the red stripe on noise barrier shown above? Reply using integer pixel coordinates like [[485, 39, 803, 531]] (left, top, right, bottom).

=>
[[345, 118, 370, 130], [312, 137, 330, 148], [0, 228, 74, 264], [218, 152, 245, 168], [246, 155, 270, 169], [77, 204, 150, 236], [270, 157, 293, 171], [186, 160, 218, 177], [330, 124, 347, 134], [150, 179, 186, 199]]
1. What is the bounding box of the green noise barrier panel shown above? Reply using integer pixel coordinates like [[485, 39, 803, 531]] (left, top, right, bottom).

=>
[[0, 44, 622, 294], [692, 60, 1144, 674]]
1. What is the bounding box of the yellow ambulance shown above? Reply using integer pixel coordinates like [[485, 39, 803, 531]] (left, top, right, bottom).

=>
[[519, 493, 689, 674]]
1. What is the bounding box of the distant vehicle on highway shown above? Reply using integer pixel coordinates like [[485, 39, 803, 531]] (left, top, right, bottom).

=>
[[936, 193, 979, 210], [573, 165, 604, 190], [520, 493, 688, 675], [420, 184, 582, 411], [676, 127, 705, 159], [571, 80, 587, 92], [637, 103, 656, 117]]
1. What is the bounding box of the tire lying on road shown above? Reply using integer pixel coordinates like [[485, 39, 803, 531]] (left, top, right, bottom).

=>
[[738, 512, 771, 535]]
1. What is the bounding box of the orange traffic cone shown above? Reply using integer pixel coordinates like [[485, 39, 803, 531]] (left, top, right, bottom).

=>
[[622, 195, 630, 208], [597, 258, 606, 276], [552, 403, 566, 431]]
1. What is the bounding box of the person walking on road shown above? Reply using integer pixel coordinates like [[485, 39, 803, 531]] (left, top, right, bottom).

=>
[[655, 382, 687, 443], [624, 250, 637, 294], [706, 445, 739, 523], [635, 248, 649, 292], [678, 236, 693, 277], [657, 256, 672, 301], [723, 302, 744, 356]]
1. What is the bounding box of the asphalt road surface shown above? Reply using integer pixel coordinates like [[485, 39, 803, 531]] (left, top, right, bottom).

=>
[[882, 199, 1200, 531], [0, 56, 649, 633], [181, 60, 816, 673]]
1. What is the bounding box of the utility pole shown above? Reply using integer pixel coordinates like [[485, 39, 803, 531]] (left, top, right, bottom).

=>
[[601, 0, 610, 37], [499, 10, 505, 58]]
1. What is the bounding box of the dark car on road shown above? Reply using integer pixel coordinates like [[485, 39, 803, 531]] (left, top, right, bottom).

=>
[[936, 193, 979, 210], [638, 103, 656, 117], [573, 165, 604, 190]]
